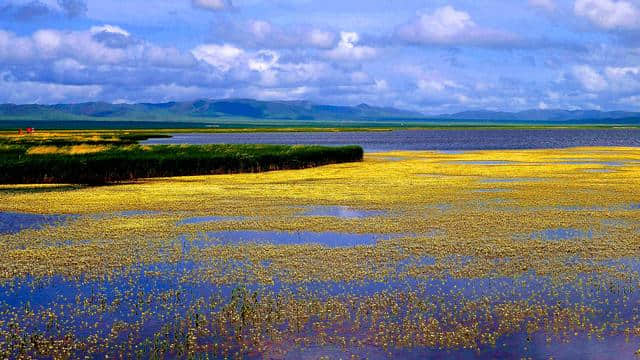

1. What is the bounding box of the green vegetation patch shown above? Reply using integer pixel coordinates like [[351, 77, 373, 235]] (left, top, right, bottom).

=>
[[0, 143, 363, 184]]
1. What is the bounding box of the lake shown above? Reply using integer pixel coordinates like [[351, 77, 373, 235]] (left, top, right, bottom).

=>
[[143, 128, 640, 152]]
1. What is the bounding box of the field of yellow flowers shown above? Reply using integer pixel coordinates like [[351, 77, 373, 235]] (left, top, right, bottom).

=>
[[0, 146, 639, 358]]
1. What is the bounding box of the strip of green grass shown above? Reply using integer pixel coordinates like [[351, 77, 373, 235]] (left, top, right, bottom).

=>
[[0, 144, 363, 184], [0, 133, 170, 146]]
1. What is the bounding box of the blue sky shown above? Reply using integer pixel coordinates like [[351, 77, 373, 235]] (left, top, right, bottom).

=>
[[1, 0, 640, 113]]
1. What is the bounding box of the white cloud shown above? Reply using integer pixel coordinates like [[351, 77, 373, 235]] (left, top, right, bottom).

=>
[[411, 6, 474, 40], [33, 29, 62, 53], [0, 28, 135, 64], [191, 44, 347, 88], [248, 50, 279, 72], [247, 86, 311, 101], [90, 25, 130, 37], [350, 71, 370, 84], [574, 0, 640, 29], [242, 20, 336, 49], [529, 0, 557, 11], [572, 65, 608, 91], [191, 0, 231, 11], [417, 79, 460, 93], [0, 71, 101, 104], [395, 6, 518, 46], [374, 79, 388, 92], [53, 58, 86, 73], [604, 66, 640, 91], [191, 44, 243, 72], [0, 27, 197, 70], [253, 56, 335, 87], [308, 29, 335, 48], [0, 26, 367, 104], [324, 31, 377, 61], [618, 95, 640, 107], [605, 66, 640, 77], [248, 20, 272, 40], [0, 30, 33, 61]]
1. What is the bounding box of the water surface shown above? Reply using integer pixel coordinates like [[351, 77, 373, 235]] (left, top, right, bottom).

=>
[[143, 129, 640, 152], [0, 212, 72, 234]]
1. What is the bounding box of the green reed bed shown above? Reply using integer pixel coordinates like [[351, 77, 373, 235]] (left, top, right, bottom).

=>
[[0, 143, 363, 184]]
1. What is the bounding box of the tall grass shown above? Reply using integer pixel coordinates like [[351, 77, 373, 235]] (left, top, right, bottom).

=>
[[0, 144, 363, 184], [0, 132, 169, 147]]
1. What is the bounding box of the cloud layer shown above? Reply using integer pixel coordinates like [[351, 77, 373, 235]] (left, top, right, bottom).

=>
[[395, 6, 520, 47], [0, 0, 639, 113]]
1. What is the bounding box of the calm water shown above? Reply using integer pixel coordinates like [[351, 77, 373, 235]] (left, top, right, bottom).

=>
[[0, 212, 72, 234], [143, 129, 640, 152]]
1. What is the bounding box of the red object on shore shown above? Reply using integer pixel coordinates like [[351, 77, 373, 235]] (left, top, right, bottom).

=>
[[26, 127, 33, 134], [18, 128, 23, 135]]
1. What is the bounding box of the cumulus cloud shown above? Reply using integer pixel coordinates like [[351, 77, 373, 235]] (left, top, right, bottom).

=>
[[191, 0, 232, 11], [618, 94, 640, 107], [0, 27, 197, 71], [572, 65, 608, 91], [394, 6, 520, 47], [0, 71, 101, 104], [604, 66, 640, 91], [209, 46, 360, 89], [566, 64, 640, 94], [417, 79, 462, 93], [324, 32, 377, 61], [90, 25, 137, 48], [5, 1, 640, 112], [191, 44, 244, 72], [90, 25, 130, 37], [574, 0, 640, 29], [210, 19, 336, 49], [247, 50, 279, 72], [0, 23, 375, 105], [246, 20, 336, 49]]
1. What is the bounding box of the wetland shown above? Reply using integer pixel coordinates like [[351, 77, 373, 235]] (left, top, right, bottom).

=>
[[1, 129, 640, 358]]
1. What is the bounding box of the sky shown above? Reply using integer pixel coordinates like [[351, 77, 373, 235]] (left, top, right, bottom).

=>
[[0, 0, 640, 114]]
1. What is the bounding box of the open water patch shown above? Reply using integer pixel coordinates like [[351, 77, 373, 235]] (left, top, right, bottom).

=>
[[0, 212, 74, 235], [555, 160, 625, 166], [450, 160, 516, 165], [582, 169, 615, 173], [480, 177, 546, 183], [473, 188, 511, 193], [178, 215, 247, 225], [437, 150, 468, 154], [524, 228, 593, 241], [300, 206, 387, 219], [381, 156, 409, 161]]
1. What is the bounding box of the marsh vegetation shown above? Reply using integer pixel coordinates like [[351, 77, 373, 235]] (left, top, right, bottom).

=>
[[0, 131, 363, 184], [0, 145, 639, 358]]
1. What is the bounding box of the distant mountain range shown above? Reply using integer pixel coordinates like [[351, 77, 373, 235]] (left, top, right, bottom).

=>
[[0, 99, 639, 125], [0, 99, 423, 122]]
